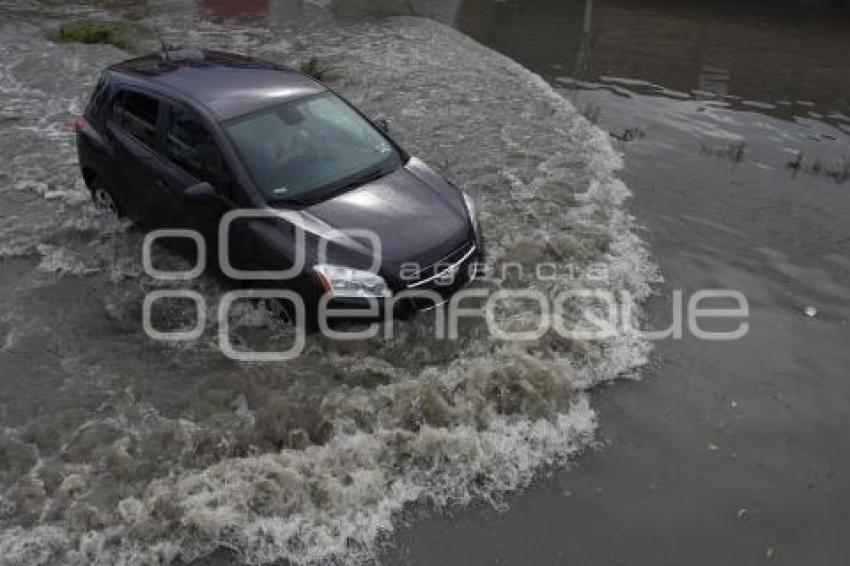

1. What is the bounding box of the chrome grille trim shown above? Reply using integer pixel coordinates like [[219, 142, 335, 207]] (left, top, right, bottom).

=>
[[407, 244, 476, 289]]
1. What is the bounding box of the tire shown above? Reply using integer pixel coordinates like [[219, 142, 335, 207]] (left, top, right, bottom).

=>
[[89, 176, 125, 218], [260, 297, 295, 327]]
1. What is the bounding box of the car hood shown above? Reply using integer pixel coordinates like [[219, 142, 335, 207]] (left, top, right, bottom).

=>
[[299, 158, 472, 267]]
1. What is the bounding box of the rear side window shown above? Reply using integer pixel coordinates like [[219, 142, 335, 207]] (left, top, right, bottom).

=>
[[113, 91, 159, 147], [165, 106, 228, 183], [85, 74, 110, 123]]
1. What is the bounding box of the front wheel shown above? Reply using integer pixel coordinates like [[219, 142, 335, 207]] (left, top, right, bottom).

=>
[[256, 294, 321, 334], [259, 297, 294, 327]]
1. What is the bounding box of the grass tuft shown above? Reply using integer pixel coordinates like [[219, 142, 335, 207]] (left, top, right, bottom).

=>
[[50, 19, 147, 51], [298, 57, 334, 82], [787, 151, 850, 183]]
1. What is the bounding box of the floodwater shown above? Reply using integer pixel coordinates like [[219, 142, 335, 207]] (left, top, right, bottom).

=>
[[0, 1, 651, 564], [362, 1, 850, 565], [1, 0, 849, 565]]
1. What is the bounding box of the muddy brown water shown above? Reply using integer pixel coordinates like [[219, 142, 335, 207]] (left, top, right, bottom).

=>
[[1, 0, 849, 565]]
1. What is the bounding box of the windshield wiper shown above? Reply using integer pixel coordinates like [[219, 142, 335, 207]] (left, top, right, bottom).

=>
[[270, 167, 390, 207], [270, 195, 314, 207], [331, 166, 388, 197]]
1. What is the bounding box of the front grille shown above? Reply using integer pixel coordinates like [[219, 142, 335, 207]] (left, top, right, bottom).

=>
[[405, 243, 476, 289]]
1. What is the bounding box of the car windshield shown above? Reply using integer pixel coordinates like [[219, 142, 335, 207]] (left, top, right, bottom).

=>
[[225, 92, 402, 204]]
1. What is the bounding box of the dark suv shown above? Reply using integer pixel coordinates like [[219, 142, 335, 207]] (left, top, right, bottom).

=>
[[75, 49, 483, 324]]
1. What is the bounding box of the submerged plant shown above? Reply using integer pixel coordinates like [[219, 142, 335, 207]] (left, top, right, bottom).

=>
[[611, 126, 646, 142], [700, 140, 747, 163], [786, 151, 850, 183], [786, 151, 803, 172]]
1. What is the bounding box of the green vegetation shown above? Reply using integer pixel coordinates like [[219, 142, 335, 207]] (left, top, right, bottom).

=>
[[50, 19, 148, 51], [298, 57, 335, 82]]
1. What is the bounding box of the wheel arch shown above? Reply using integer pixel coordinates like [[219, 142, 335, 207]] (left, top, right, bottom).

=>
[[81, 166, 99, 190]]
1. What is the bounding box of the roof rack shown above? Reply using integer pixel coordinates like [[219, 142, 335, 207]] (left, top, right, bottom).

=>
[[159, 41, 204, 63]]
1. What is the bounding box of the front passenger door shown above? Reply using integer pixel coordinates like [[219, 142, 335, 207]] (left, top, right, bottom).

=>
[[159, 104, 233, 243]]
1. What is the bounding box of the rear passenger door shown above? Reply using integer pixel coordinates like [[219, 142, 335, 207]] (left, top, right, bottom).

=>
[[107, 89, 182, 228]]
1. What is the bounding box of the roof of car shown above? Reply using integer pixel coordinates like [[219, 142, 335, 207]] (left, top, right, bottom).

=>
[[108, 50, 327, 121]]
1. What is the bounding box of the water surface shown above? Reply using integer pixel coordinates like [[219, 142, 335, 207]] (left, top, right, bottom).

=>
[[2, 1, 849, 564], [0, 2, 652, 563]]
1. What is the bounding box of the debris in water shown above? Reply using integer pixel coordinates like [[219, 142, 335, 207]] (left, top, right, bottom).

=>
[[708, 442, 721, 451], [804, 306, 818, 317], [737, 508, 749, 521], [766, 546, 775, 559]]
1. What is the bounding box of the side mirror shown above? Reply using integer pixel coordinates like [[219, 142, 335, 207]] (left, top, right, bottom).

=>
[[375, 117, 389, 133], [184, 181, 218, 205]]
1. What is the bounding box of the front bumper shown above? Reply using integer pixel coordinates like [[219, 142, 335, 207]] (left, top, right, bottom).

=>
[[324, 242, 483, 318]]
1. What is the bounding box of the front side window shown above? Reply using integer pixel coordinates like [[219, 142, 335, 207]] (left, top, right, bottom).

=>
[[113, 90, 158, 147], [225, 92, 401, 204], [165, 106, 228, 184]]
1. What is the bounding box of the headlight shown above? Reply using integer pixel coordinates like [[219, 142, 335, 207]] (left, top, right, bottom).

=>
[[313, 264, 391, 299], [462, 191, 481, 237]]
